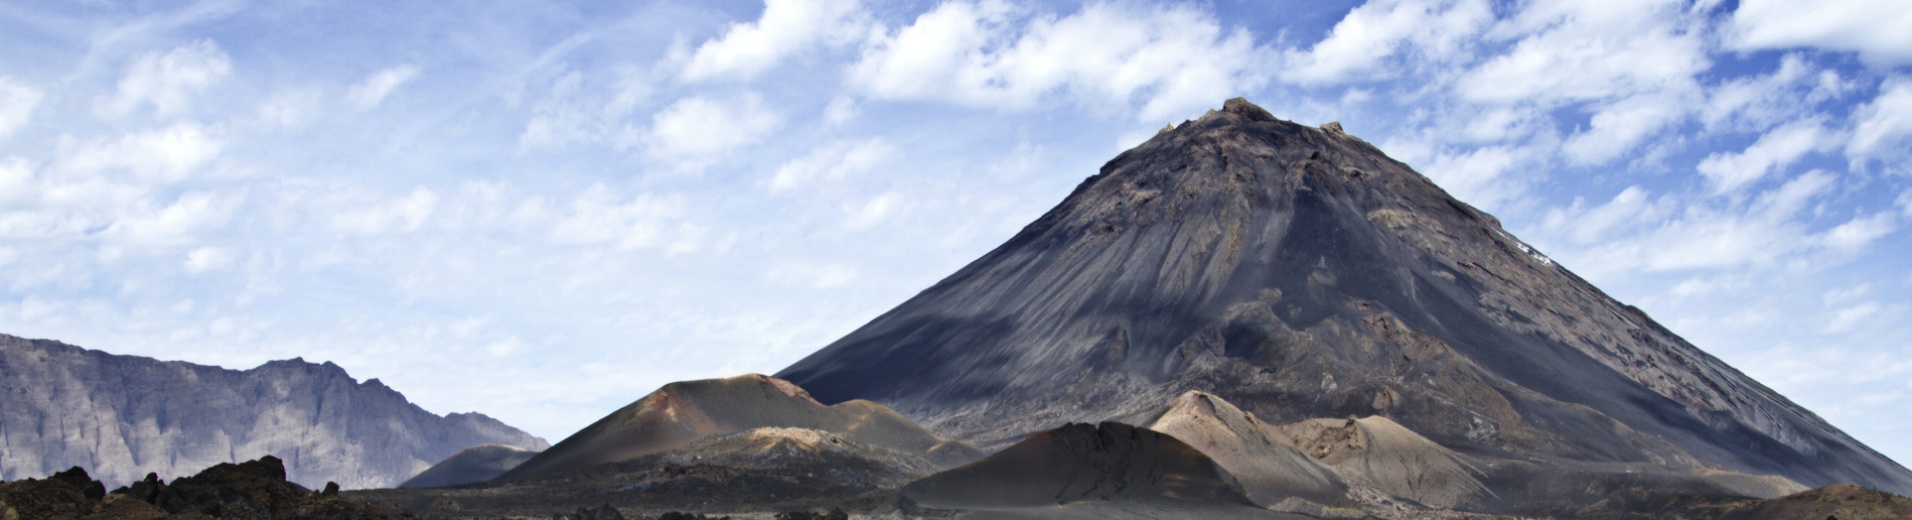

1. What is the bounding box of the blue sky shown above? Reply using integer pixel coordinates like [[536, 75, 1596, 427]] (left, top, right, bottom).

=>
[[3, 0, 1910, 466]]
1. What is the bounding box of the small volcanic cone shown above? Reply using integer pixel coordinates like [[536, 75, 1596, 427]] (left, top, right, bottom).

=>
[[1279, 416, 1489, 509], [399, 444, 539, 488], [498, 374, 978, 481], [893, 422, 1309, 519], [1145, 391, 1347, 505]]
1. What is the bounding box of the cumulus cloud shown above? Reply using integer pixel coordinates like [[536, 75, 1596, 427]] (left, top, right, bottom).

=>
[[96, 40, 231, 118], [1728, 0, 1912, 66], [1280, 0, 1492, 86], [767, 138, 892, 193], [1430, 0, 1714, 166], [1825, 301, 1882, 334], [519, 68, 655, 150], [257, 88, 323, 129], [104, 191, 241, 248], [767, 262, 857, 288], [0, 157, 31, 196], [843, 191, 904, 230], [548, 185, 688, 251], [1459, 1, 1707, 105], [332, 187, 440, 235], [184, 246, 234, 274], [848, 1, 1270, 121], [1415, 145, 1529, 211], [646, 92, 781, 167], [1560, 91, 1694, 165], [1532, 170, 1852, 277], [349, 65, 420, 109], [1696, 118, 1832, 195], [0, 77, 44, 139], [1847, 77, 1912, 165], [56, 122, 225, 183], [1821, 212, 1897, 253], [1700, 54, 1853, 132], [681, 0, 866, 82]]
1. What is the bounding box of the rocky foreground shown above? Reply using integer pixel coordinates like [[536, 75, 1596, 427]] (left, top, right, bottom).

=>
[[0, 456, 395, 519]]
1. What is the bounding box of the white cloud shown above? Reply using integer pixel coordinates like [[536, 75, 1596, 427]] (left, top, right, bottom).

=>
[[1280, 0, 1492, 86], [768, 138, 892, 193], [484, 336, 526, 357], [332, 187, 441, 235], [1822, 212, 1897, 253], [843, 191, 904, 230], [767, 262, 857, 288], [1847, 77, 1912, 164], [96, 40, 231, 118], [104, 191, 240, 247], [258, 88, 322, 129], [184, 246, 233, 274], [823, 96, 858, 125], [681, 0, 865, 82], [1534, 170, 1838, 276], [57, 122, 225, 183], [0, 157, 32, 201], [848, 1, 1270, 121], [0, 77, 44, 139], [349, 65, 420, 109], [1458, 106, 1544, 143], [1728, 0, 1912, 66], [1696, 119, 1831, 195], [1417, 145, 1526, 211], [1561, 91, 1692, 165], [519, 68, 655, 151], [1699, 54, 1852, 132], [1539, 185, 1672, 245], [646, 92, 781, 167], [1823, 284, 1874, 305], [1459, 0, 1706, 105], [549, 185, 688, 251], [1826, 301, 1882, 334]]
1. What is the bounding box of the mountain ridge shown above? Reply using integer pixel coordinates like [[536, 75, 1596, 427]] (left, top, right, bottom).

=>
[[0, 333, 549, 489]]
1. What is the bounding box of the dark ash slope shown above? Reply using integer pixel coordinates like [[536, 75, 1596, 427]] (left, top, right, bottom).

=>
[[777, 98, 1912, 496], [398, 444, 539, 489]]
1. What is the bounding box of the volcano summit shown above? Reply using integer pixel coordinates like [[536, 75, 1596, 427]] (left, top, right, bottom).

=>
[[778, 98, 1912, 506]]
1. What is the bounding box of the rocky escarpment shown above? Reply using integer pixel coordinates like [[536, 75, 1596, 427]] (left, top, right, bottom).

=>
[[778, 97, 1912, 500], [0, 334, 549, 489]]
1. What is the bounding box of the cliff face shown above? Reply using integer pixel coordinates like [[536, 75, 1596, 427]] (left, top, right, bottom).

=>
[[778, 98, 1912, 496], [0, 334, 548, 489]]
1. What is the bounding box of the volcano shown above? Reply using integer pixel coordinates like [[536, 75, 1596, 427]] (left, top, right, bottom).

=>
[[777, 98, 1912, 499]]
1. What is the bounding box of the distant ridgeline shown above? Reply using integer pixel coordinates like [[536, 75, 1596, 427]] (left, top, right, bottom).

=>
[[0, 333, 548, 489]]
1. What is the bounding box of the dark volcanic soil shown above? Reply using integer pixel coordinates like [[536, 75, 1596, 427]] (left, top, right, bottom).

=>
[[353, 427, 926, 518], [887, 421, 1309, 519], [400, 444, 540, 489]]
